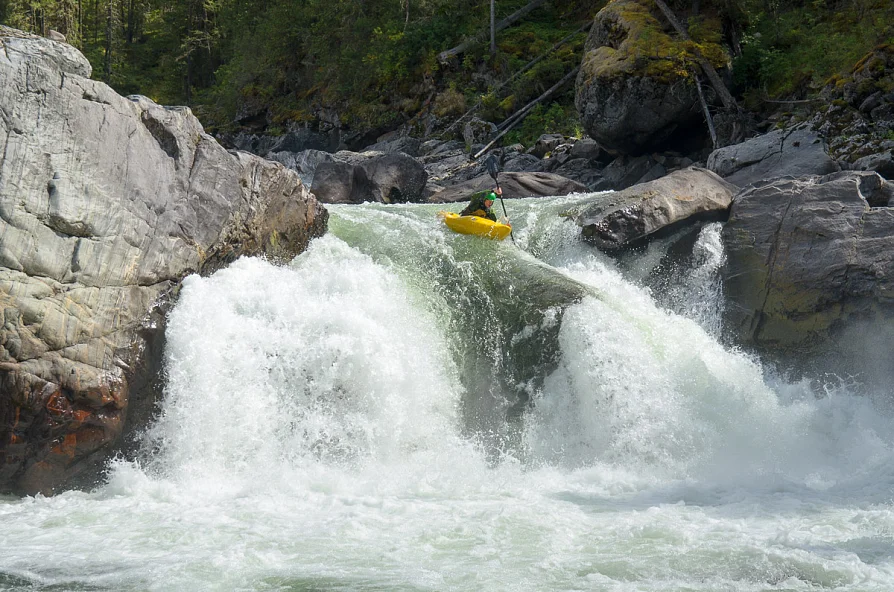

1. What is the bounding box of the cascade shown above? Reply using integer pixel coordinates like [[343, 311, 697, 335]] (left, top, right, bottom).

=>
[[1, 195, 892, 591]]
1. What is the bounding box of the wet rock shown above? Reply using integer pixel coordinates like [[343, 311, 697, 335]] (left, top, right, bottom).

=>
[[0, 26, 327, 495], [722, 171, 894, 356], [310, 152, 428, 203], [427, 172, 588, 203], [592, 154, 663, 191], [576, 167, 736, 250]]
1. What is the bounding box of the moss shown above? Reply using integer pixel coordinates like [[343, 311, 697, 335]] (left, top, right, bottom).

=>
[[580, 0, 728, 84]]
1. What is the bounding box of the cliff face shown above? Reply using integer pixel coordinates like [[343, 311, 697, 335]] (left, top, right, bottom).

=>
[[0, 26, 328, 495]]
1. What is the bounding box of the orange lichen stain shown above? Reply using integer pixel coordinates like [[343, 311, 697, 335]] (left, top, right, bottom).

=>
[[50, 434, 78, 459], [45, 391, 72, 418], [72, 409, 91, 425]]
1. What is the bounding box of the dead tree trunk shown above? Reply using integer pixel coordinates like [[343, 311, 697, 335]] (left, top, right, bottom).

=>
[[442, 22, 592, 136], [474, 65, 580, 159], [695, 76, 717, 149], [438, 0, 548, 64]]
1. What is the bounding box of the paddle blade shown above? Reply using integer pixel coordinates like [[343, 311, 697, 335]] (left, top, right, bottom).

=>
[[485, 154, 499, 181]]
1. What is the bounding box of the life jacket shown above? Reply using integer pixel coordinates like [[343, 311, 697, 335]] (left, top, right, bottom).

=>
[[460, 191, 497, 221]]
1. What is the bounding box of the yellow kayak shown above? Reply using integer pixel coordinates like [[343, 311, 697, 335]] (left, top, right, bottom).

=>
[[438, 211, 512, 241]]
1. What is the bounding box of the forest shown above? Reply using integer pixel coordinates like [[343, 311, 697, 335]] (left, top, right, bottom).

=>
[[1, 0, 893, 144]]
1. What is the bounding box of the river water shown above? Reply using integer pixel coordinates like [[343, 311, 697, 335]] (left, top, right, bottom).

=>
[[2, 195, 893, 591]]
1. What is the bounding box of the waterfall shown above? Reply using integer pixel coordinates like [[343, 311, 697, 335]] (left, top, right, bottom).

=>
[[1, 195, 893, 592]]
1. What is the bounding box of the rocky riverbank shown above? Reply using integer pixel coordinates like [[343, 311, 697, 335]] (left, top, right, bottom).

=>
[[0, 26, 326, 495]]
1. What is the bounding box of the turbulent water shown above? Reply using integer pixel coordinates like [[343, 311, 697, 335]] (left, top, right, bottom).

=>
[[2, 195, 894, 591]]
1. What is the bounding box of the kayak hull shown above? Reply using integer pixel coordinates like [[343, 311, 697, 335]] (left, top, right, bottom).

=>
[[439, 212, 512, 241]]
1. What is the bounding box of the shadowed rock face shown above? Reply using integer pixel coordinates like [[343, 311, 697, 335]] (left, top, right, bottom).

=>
[[722, 171, 894, 359], [0, 27, 328, 495]]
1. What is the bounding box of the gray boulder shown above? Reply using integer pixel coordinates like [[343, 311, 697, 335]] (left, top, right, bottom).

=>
[[552, 158, 604, 190], [570, 137, 605, 161], [722, 171, 894, 355], [852, 149, 894, 181], [707, 127, 841, 187], [310, 152, 428, 203], [268, 149, 335, 186], [363, 136, 423, 157], [576, 167, 736, 250], [593, 154, 665, 191], [428, 172, 588, 204], [0, 27, 327, 495]]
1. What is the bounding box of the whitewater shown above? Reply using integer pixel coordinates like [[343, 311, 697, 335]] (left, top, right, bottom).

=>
[[1, 194, 893, 591]]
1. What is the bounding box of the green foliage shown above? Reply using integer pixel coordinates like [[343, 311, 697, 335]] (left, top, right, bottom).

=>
[[731, 0, 894, 102], [504, 101, 579, 147]]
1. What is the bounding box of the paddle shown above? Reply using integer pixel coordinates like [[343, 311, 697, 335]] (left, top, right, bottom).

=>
[[485, 154, 515, 244]]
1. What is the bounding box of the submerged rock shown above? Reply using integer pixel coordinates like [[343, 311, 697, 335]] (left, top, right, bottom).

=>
[[0, 27, 327, 495]]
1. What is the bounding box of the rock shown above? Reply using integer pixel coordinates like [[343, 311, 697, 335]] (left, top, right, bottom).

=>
[[0, 27, 327, 495], [363, 136, 422, 157], [503, 153, 546, 173], [575, 0, 709, 154], [46, 30, 66, 43], [463, 118, 497, 148], [569, 137, 605, 162], [552, 158, 604, 190], [576, 167, 736, 250], [592, 154, 662, 191], [722, 171, 894, 356], [812, 45, 894, 164], [427, 172, 588, 203], [363, 152, 428, 203], [528, 134, 565, 159], [311, 162, 378, 204], [707, 127, 841, 187], [852, 149, 894, 180], [268, 149, 335, 185], [310, 152, 428, 203]]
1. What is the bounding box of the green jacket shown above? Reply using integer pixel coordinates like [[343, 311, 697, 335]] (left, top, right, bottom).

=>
[[460, 190, 497, 221]]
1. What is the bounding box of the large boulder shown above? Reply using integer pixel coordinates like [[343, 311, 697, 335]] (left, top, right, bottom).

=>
[[0, 27, 327, 495], [707, 126, 841, 187], [427, 172, 588, 203], [574, 0, 722, 154], [575, 167, 736, 250], [722, 171, 894, 357], [309, 151, 428, 204]]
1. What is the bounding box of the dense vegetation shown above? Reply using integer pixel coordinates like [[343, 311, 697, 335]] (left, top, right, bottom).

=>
[[2, 0, 893, 145]]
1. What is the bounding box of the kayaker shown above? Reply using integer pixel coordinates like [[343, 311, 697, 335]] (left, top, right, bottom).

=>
[[460, 187, 503, 222]]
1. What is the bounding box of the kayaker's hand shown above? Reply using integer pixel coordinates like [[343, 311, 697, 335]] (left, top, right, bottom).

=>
[[494, 187, 503, 197]]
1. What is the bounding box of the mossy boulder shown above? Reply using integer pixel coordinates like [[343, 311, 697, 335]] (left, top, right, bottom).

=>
[[575, 0, 729, 155]]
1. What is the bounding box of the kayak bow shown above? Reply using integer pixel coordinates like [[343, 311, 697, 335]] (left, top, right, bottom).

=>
[[438, 211, 512, 241]]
